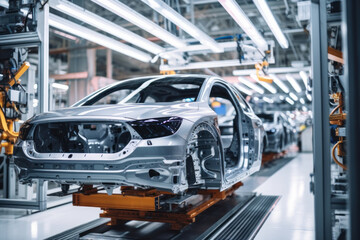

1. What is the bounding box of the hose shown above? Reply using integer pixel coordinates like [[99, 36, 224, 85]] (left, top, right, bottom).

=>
[[331, 141, 347, 170]]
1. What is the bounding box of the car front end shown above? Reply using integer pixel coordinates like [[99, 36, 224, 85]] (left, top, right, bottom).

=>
[[14, 115, 194, 194]]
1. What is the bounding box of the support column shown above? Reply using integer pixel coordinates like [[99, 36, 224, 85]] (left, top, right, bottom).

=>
[[37, 2, 49, 113], [311, 0, 332, 239]]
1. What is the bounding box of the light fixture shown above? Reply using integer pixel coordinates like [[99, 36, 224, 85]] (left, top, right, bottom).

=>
[[299, 71, 308, 89], [286, 74, 302, 93], [263, 97, 274, 103], [253, 96, 259, 101], [285, 97, 294, 105], [269, 74, 289, 93], [238, 77, 264, 94], [302, 106, 308, 112], [253, 0, 288, 49], [300, 98, 305, 104], [289, 92, 298, 101], [52, 82, 69, 91], [141, 0, 223, 53], [306, 93, 312, 101], [90, 0, 186, 49], [235, 84, 253, 96], [218, 0, 267, 49], [50, 0, 164, 55], [49, 14, 152, 62], [250, 74, 277, 94], [279, 95, 285, 100]]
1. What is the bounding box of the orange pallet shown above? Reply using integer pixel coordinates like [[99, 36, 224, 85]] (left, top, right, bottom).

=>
[[73, 182, 243, 230]]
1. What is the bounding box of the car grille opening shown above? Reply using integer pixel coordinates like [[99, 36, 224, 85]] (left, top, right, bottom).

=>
[[33, 122, 131, 153]]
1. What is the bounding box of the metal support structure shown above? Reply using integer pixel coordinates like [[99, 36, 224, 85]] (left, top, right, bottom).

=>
[[343, 0, 360, 239], [37, 2, 49, 113], [0, 1, 49, 211], [311, 1, 332, 240]]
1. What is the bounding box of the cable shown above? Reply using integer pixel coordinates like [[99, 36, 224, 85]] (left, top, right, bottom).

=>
[[330, 104, 342, 116], [332, 141, 347, 170]]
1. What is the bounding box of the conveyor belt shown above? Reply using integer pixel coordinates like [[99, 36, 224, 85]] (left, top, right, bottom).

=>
[[45, 193, 279, 240], [198, 195, 280, 240]]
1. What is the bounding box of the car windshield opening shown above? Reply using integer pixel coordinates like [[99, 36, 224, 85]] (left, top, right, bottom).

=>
[[83, 77, 205, 106]]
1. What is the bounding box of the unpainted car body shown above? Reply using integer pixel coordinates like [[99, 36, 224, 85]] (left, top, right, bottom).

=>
[[14, 75, 265, 194], [258, 112, 298, 153]]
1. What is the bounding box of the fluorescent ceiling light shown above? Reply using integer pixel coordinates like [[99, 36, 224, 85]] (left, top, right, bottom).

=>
[[253, 96, 259, 101], [285, 97, 294, 105], [238, 77, 264, 94], [263, 97, 274, 103], [306, 93, 312, 101], [302, 106, 308, 112], [253, 0, 288, 49], [279, 95, 285, 100], [218, 0, 267, 49], [286, 74, 302, 93], [50, 0, 164, 55], [235, 84, 253, 96], [289, 92, 298, 101], [299, 71, 308, 89], [52, 82, 69, 91], [49, 14, 152, 62], [90, 0, 186, 49], [141, 0, 223, 53], [250, 74, 277, 94], [269, 74, 289, 93], [300, 98, 305, 104]]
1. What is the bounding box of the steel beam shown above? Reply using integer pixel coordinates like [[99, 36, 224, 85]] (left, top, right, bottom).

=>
[[343, 0, 360, 239], [311, 1, 332, 240], [37, 2, 49, 113]]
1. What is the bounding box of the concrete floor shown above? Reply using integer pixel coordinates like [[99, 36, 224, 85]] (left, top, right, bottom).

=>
[[254, 153, 315, 240], [0, 153, 315, 240]]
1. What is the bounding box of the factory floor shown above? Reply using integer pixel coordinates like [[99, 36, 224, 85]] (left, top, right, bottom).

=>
[[0, 153, 314, 240]]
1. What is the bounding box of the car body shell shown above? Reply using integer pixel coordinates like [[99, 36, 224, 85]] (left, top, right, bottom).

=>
[[14, 75, 265, 194]]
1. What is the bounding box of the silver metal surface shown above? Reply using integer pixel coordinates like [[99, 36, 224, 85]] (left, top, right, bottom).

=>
[[14, 75, 265, 194]]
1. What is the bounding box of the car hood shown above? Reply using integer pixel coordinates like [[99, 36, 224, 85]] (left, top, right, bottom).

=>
[[28, 103, 201, 124]]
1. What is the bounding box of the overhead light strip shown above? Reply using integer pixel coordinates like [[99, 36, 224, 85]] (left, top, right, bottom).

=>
[[235, 83, 253, 96], [263, 96, 274, 103], [285, 97, 294, 105], [141, 0, 223, 53], [90, 0, 186, 49], [218, 0, 267, 49], [286, 74, 302, 93], [299, 71, 308, 89], [250, 74, 277, 93], [48, 14, 152, 62], [269, 74, 289, 93], [253, 0, 288, 49], [289, 92, 298, 101], [238, 77, 265, 94], [50, 0, 164, 55]]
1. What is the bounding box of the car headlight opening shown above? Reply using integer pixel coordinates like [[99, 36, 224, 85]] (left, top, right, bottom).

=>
[[129, 117, 182, 139]]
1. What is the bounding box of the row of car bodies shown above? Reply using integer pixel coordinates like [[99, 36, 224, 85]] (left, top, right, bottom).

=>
[[257, 112, 298, 153]]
